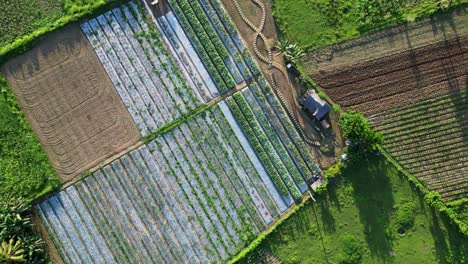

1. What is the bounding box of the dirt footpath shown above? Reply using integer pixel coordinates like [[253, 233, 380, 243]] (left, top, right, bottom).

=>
[[2, 24, 140, 182], [220, 0, 340, 167]]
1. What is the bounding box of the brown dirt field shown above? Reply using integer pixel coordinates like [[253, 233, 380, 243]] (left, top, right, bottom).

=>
[[220, 0, 341, 168], [1, 24, 140, 182], [310, 36, 467, 115], [306, 8, 468, 73]]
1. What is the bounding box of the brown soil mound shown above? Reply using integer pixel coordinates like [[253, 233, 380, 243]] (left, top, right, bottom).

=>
[[2, 24, 140, 182]]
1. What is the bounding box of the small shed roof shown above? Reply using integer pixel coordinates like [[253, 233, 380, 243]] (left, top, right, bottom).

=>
[[301, 90, 330, 120]]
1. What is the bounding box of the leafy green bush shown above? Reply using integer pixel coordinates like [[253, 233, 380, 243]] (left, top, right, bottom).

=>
[[0, 76, 60, 200], [339, 111, 384, 158], [395, 201, 416, 229], [339, 234, 364, 264]]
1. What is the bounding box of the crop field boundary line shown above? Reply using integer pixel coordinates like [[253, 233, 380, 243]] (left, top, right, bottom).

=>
[[378, 145, 468, 235], [0, 0, 133, 64], [227, 193, 311, 264], [32, 82, 249, 206]]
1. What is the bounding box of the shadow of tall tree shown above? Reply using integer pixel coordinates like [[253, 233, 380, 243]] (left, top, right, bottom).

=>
[[345, 156, 395, 261]]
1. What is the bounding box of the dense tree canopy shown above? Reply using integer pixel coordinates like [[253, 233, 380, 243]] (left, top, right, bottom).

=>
[[339, 111, 383, 157]]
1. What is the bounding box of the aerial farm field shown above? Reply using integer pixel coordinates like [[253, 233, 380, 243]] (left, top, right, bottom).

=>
[[1, 0, 467, 263], [372, 90, 467, 201], [306, 8, 467, 115], [1, 25, 140, 181], [0, 0, 327, 262], [302, 7, 468, 206]]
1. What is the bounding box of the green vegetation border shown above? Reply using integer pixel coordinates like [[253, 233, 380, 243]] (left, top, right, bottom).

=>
[[0, 0, 129, 64], [378, 145, 468, 236], [228, 196, 310, 264]]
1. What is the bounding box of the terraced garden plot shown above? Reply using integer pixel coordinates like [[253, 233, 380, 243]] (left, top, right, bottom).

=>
[[226, 78, 321, 200], [372, 89, 468, 201], [1, 25, 140, 181], [82, 1, 219, 136], [36, 102, 292, 263], [311, 36, 468, 115]]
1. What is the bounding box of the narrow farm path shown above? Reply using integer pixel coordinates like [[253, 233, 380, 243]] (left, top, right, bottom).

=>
[[231, 0, 321, 148]]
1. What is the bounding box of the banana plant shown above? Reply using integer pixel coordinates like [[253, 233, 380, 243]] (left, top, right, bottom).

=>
[[0, 238, 25, 262], [276, 39, 304, 64]]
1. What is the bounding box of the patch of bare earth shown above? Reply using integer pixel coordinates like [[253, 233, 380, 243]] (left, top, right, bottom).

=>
[[306, 8, 468, 115], [2, 24, 140, 182], [220, 0, 340, 167]]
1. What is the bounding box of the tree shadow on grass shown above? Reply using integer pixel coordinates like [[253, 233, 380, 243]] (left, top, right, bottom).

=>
[[429, 207, 468, 263], [319, 198, 336, 235], [345, 156, 395, 262]]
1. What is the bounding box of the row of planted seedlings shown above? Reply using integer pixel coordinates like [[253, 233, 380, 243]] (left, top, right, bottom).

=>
[[38, 172, 165, 263], [82, 3, 205, 135], [226, 93, 301, 201], [44, 155, 199, 263], [131, 0, 219, 101], [180, 0, 245, 84], [426, 171, 468, 187], [148, 136, 235, 259], [396, 140, 467, 167], [139, 141, 226, 262], [405, 151, 468, 174], [410, 154, 467, 175], [380, 114, 467, 141], [382, 123, 467, 149], [209, 104, 288, 214], [83, 14, 172, 135], [150, 122, 264, 255], [374, 97, 468, 130], [177, 117, 268, 243], [375, 101, 468, 132], [217, 101, 290, 213], [169, 124, 246, 252], [189, 108, 280, 224], [195, 0, 258, 81], [416, 162, 466, 180], [376, 90, 468, 120], [166, 0, 235, 92], [239, 89, 308, 192], [120, 2, 203, 109], [244, 83, 319, 179], [206, 0, 260, 75], [253, 77, 322, 174], [426, 174, 468, 192], [383, 122, 466, 148], [391, 134, 467, 159]]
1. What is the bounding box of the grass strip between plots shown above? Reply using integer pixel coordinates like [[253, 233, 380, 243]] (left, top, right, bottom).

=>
[[0, 75, 60, 201]]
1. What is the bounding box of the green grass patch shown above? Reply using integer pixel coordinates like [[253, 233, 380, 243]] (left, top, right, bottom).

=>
[[236, 156, 468, 263], [0, 0, 127, 61], [0, 76, 60, 201], [272, 0, 465, 50]]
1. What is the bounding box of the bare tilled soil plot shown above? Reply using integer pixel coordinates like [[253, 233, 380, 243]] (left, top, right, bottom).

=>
[[310, 36, 467, 114], [2, 25, 140, 181]]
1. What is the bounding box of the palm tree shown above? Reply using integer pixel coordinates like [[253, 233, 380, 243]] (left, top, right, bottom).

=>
[[0, 238, 25, 263]]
